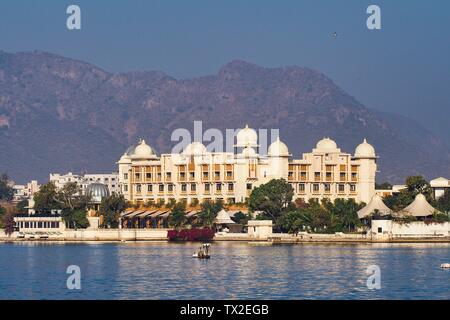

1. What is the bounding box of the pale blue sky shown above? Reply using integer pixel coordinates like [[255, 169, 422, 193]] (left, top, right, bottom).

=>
[[0, 0, 449, 141]]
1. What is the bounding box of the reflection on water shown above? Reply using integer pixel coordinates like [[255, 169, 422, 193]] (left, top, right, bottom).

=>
[[0, 242, 449, 299]]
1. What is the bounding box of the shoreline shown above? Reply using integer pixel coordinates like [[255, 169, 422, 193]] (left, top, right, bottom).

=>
[[1, 237, 450, 244]]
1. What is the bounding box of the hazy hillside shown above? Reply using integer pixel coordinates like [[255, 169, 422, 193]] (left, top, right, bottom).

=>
[[0, 51, 449, 183]]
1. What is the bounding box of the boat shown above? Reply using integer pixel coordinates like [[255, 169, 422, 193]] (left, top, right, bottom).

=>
[[440, 263, 450, 269], [193, 243, 211, 259]]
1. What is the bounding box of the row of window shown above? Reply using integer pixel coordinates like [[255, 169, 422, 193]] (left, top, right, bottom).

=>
[[125, 171, 234, 181], [292, 183, 356, 193], [17, 221, 60, 229], [288, 171, 358, 181], [127, 183, 236, 193]]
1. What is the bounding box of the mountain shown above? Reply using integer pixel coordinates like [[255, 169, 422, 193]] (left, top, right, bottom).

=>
[[0, 51, 449, 184]]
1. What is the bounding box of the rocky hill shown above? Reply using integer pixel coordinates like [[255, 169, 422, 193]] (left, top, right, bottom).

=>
[[0, 51, 449, 183]]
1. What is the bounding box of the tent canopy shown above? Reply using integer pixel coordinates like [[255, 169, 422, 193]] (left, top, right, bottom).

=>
[[215, 209, 235, 224], [357, 194, 392, 219]]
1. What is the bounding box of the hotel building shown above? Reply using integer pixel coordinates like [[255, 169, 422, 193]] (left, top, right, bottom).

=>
[[117, 126, 377, 206]]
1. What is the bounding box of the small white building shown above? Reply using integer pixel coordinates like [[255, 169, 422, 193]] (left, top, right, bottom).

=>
[[14, 214, 65, 238], [247, 220, 273, 239], [430, 177, 449, 199]]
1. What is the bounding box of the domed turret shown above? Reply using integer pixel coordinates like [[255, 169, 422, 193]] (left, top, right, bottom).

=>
[[183, 142, 207, 155], [131, 139, 157, 159], [235, 124, 258, 147], [268, 137, 289, 157], [316, 137, 338, 151], [240, 146, 257, 158], [355, 139, 376, 158]]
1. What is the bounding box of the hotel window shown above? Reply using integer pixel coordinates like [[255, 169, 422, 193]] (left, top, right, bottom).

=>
[[159, 184, 164, 192], [166, 172, 172, 180], [246, 183, 252, 190], [216, 183, 222, 191], [351, 172, 357, 181], [299, 183, 305, 192], [124, 185, 128, 192], [168, 184, 174, 192], [203, 172, 209, 179], [214, 171, 220, 179], [157, 173, 162, 180], [136, 184, 141, 193], [313, 184, 320, 192], [180, 172, 186, 179], [189, 172, 195, 179], [324, 183, 331, 192], [147, 184, 152, 192], [226, 171, 233, 178], [288, 172, 294, 179], [135, 173, 141, 180], [124, 173, 128, 180], [314, 172, 321, 181], [300, 172, 307, 180], [181, 184, 187, 192], [228, 183, 234, 191], [340, 172, 346, 181], [338, 184, 345, 192], [326, 172, 332, 180], [146, 173, 152, 179], [350, 184, 356, 192], [191, 184, 196, 192], [205, 183, 211, 192]]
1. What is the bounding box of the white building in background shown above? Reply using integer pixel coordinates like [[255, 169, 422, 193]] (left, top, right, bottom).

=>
[[430, 177, 449, 199], [12, 180, 40, 202], [49, 172, 120, 195], [117, 125, 378, 206]]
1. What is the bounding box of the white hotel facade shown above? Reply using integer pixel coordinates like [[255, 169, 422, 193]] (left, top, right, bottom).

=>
[[117, 125, 378, 206]]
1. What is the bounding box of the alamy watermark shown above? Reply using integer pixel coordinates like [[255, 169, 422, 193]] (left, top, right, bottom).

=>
[[366, 265, 381, 290], [66, 265, 81, 290]]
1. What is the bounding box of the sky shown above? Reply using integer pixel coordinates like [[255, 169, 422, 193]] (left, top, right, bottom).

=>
[[0, 0, 449, 142]]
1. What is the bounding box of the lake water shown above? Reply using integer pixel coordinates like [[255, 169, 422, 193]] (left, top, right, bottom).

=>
[[0, 242, 449, 300]]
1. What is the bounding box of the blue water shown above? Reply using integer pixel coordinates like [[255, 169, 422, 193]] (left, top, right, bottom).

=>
[[0, 242, 449, 299]]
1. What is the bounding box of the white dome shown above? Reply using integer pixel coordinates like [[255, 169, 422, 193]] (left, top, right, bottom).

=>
[[118, 153, 131, 163], [133, 139, 156, 157], [355, 139, 376, 158], [316, 137, 338, 151], [241, 146, 257, 158], [183, 142, 207, 155], [268, 137, 289, 157], [236, 124, 258, 147]]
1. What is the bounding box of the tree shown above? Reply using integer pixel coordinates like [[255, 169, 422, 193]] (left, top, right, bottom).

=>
[[384, 175, 432, 211], [33, 181, 92, 229], [100, 193, 128, 228], [0, 205, 5, 227], [326, 198, 362, 232], [197, 200, 223, 228], [405, 176, 431, 196], [33, 182, 61, 213], [248, 179, 294, 222], [376, 182, 392, 190], [231, 211, 251, 225], [2, 211, 16, 235], [436, 190, 450, 214], [16, 199, 28, 214], [168, 202, 187, 230], [0, 173, 13, 201], [62, 209, 89, 229]]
